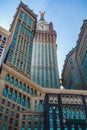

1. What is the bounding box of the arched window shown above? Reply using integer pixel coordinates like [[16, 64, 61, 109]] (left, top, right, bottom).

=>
[[5, 74, 10, 81], [10, 76, 14, 84], [34, 90, 37, 96], [14, 79, 18, 86], [22, 84, 26, 91], [3, 37, 6, 41], [26, 86, 29, 93], [20, 81, 22, 88], [8, 88, 13, 99], [25, 98, 30, 108], [3, 86, 8, 97], [17, 93, 21, 104], [22, 96, 25, 106], [18, 81, 22, 88], [0, 34, 2, 40], [30, 88, 33, 95], [13, 91, 17, 102]]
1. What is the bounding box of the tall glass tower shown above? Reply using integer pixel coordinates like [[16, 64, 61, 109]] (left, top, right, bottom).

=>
[[31, 12, 60, 88], [6, 2, 37, 78]]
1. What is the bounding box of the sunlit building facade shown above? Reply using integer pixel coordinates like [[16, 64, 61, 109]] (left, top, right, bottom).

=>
[[0, 1, 87, 130], [31, 12, 60, 88], [0, 2, 45, 130], [0, 26, 10, 68], [6, 2, 37, 78]]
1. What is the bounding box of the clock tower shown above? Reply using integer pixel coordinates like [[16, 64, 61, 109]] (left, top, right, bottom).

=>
[[31, 12, 60, 88]]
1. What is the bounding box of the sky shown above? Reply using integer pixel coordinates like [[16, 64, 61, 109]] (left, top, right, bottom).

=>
[[0, 0, 87, 78]]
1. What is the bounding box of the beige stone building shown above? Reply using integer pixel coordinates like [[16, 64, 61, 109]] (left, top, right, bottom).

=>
[[0, 26, 10, 67]]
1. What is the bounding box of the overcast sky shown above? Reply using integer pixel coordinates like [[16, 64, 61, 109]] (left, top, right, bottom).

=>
[[0, 0, 87, 78]]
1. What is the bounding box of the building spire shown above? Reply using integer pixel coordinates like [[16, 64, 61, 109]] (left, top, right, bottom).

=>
[[39, 11, 45, 20], [20, 0, 22, 3]]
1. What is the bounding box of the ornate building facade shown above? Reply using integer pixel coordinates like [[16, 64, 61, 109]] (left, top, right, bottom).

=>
[[62, 48, 82, 89], [44, 90, 87, 130], [62, 20, 87, 90], [31, 12, 60, 88], [0, 26, 10, 68], [0, 2, 44, 130], [6, 2, 37, 78], [0, 1, 87, 130], [76, 20, 87, 90]]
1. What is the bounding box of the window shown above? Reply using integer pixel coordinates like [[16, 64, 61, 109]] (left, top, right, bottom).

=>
[[28, 115, 32, 120], [17, 106, 20, 111], [16, 113, 19, 118], [34, 116, 38, 121], [2, 124, 6, 130], [49, 107, 53, 113], [3, 86, 8, 97], [39, 100, 44, 112], [4, 116, 7, 123], [3, 37, 6, 41], [25, 99, 30, 108], [11, 111, 14, 116], [5, 74, 10, 81], [17, 94, 21, 104], [0, 113, 2, 120], [40, 123, 44, 130], [15, 120, 18, 126], [2, 99, 5, 104], [22, 96, 25, 106], [12, 104, 15, 109], [0, 34, 2, 40], [40, 116, 44, 121], [21, 121, 25, 128], [6, 109, 9, 114], [0, 106, 4, 112], [10, 118, 13, 124], [7, 101, 10, 107], [34, 122, 38, 128], [14, 79, 18, 86], [22, 115, 26, 120], [8, 126, 12, 130], [13, 91, 17, 102], [19, 10, 23, 19], [8, 88, 13, 99], [10, 77, 14, 84], [28, 122, 31, 128]]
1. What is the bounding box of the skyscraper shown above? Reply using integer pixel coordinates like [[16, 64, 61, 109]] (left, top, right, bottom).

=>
[[76, 20, 87, 90], [62, 48, 82, 89], [6, 1, 37, 78], [62, 20, 87, 90], [31, 12, 60, 88], [1, 1, 87, 130]]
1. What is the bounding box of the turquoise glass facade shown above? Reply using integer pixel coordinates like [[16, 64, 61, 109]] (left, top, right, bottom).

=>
[[31, 43, 59, 88], [44, 94, 87, 130], [6, 4, 36, 78]]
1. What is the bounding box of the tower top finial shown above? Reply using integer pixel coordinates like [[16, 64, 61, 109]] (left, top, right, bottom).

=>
[[39, 11, 45, 20]]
